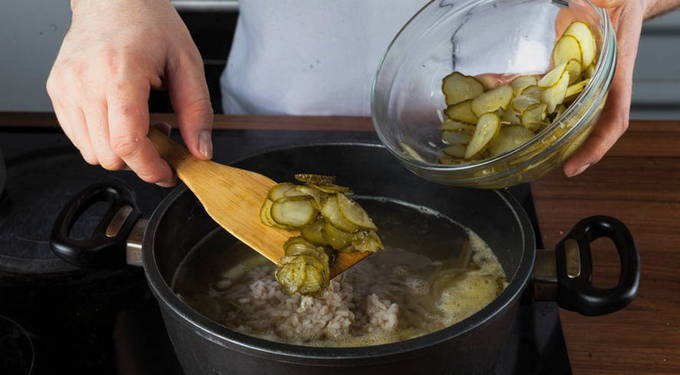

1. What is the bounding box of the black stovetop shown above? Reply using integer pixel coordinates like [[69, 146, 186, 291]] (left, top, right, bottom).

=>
[[0, 127, 571, 375]]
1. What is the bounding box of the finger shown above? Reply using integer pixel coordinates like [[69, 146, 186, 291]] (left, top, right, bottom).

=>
[[167, 49, 214, 160], [563, 5, 642, 177], [107, 79, 176, 186], [58, 104, 98, 165], [51, 98, 79, 148], [48, 78, 84, 151], [590, 0, 625, 9], [47, 68, 100, 165], [83, 98, 125, 170]]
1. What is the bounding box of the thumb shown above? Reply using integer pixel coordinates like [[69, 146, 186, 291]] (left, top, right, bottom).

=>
[[167, 51, 214, 160], [590, 0, 624, 8]]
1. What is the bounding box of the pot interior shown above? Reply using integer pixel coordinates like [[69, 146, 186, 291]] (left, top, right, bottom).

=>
[[147, 144, 535, 347]]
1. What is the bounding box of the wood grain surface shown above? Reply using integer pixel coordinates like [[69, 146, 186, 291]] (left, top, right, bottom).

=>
[[532, 120, 680, 375], [2, 112, 678, 374]]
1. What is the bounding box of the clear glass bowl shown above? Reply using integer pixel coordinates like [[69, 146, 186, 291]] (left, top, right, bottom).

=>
[[371, 0, 616, 189]]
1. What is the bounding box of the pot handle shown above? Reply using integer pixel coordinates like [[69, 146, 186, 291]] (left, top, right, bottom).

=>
[[555, 215, 640, 316], [50, 183, 141, 268]]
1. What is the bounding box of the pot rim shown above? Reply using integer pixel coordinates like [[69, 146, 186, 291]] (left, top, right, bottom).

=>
[[142, 143, 536, 363]]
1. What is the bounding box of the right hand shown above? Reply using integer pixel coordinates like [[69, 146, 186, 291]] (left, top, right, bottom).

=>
[[47, 0, 213, 187]]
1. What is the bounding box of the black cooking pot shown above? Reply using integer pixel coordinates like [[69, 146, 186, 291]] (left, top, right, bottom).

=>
[[50, 144, 640, 375]]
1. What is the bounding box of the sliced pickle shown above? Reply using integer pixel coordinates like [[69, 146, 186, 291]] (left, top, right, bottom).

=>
[[276, 255, 329, 296], [300, 220, 327, 245], [537, 62, 567, 88], [564, 21, 596, 68], [300, 267, 327, 295], [294, 174, 336, 185], [541, 71, 570, 113], [488, 126, 536, 156], [555, 104, 567, 118], [267, 183, 296, 201], [552, 35, 582, 68], [465, 113, 500, 159], [270, 197, 317, 228], [471, 84, 513, 116], [260, 199, 290, 229], [442, 144, 467, 158], [264, 178, 381, 295], [285, 241, 330, 264], [350, 231, 384, 253], [441, 119, 476, 133], [399, 142, 426, 162], [278, 254, 326, 277], [438, 155, 466, 165], [565, 59, 582, 84], [511, 95, 540, 114], [320, 195, 359, 232], [584, 64, 595, 79], [442, 72, 485, 105], [442, 130, 472, 145], [435, 20, 600, 166], [501, 109, 521, 125], [322, 221, 354, 250], [283, 236, 326, 257], [521, 85, 543, 100], [445, 100, 478, 124], [284, 185, 327, 209], [337, 193, 377, 231], [275, 260, 306, 294], [475, 74, 503, 90], [521, 103, 548, 131], [309, 183, 352, 194], [565, 79, 589, 99], [511, 75, 538, 96], [283, 236, 315, 248]]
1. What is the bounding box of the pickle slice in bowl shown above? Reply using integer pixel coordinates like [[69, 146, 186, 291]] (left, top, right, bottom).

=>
[[552, 35, 582, 68], [564, 21, 597, 68], [465, 113, 501, 159], [521, 103, 548, 131], [445, 101, 478, 124], [488, 126, 536, 157], [511, 75, 538, 96], [442, 72, 485, 105], [471, 84, 513, 117], [541, 71, 570, 113]]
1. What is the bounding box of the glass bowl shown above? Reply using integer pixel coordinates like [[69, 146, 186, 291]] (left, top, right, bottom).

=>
[[371, 0, 616, 189]]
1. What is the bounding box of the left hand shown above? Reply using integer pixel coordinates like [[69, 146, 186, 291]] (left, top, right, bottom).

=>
[[563, 0, 646, 177]]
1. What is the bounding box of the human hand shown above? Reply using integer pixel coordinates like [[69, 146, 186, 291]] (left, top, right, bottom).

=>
[[563, 0, 645, 177], [46, 0, 213, 187]]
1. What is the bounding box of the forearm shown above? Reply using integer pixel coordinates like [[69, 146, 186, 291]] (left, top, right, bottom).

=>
[[645, 0, 680, 19]]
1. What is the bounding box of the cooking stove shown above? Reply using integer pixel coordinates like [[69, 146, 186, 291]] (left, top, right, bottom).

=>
[[0, 126, 571, 375]]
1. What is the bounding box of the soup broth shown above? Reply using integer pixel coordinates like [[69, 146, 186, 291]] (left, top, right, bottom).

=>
[[173, 198, 507, 347]]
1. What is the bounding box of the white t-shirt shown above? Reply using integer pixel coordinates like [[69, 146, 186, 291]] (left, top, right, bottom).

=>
[[220, 0, 428, 116]]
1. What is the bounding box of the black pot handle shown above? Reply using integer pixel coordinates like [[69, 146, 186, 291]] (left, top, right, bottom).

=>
[[50, 183, 140, 268], [555, 215, 640, 316]]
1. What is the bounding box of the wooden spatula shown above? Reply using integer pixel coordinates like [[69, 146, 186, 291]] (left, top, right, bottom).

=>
[[148, 128, 369, 278]]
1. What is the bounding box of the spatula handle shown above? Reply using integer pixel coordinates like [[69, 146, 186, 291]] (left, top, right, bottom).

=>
[[148, 128, 195, 171]]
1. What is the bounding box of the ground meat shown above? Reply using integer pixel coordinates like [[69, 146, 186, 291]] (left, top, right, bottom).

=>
[[180, 235, 506, 347]]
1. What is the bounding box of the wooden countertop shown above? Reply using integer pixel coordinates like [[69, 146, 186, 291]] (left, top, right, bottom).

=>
[[1, 112, 679, 374]]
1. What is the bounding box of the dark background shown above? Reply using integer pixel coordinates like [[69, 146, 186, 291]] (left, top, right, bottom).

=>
[[149, 11, 239, 115]]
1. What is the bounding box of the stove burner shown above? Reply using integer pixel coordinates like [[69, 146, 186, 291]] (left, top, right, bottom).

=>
[[0, 148, 166, 275], [0, 315, 34, 375]]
